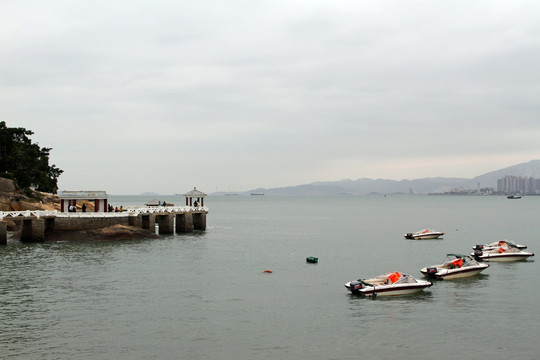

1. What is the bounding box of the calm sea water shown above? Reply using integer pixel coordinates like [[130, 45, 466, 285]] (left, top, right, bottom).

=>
[[1, 195, 538, 359]]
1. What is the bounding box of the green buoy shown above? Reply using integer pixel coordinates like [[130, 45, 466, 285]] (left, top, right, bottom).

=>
[[306, 257, 318, 263]]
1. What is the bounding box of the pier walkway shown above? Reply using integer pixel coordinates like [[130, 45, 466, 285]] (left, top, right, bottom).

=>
[[0, 206, 208, 244]]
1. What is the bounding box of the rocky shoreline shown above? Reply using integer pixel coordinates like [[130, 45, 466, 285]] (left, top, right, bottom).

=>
[[0, 178, 61, 231]]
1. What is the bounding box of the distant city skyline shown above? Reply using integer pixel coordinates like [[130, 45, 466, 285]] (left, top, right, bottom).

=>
[[497, 175, 540, 195], [3, 1, 540, 194]]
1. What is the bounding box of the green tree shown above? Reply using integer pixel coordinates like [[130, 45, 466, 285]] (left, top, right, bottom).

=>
[[0, 121, 63, 193]]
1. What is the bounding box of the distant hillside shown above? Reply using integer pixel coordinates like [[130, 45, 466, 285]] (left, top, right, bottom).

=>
[[212, 160, 540, 196], [140, 192, 159, 196], [239, 177, 476, 196]]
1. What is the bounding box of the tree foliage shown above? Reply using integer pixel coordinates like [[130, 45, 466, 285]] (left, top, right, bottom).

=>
[[0, 121, 63, 193]]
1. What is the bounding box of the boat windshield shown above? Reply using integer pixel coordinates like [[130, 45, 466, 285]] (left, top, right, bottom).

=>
[[446, 254, 479, 266], [498, 245, 522, 253], [393, 273, 418, 284], [500, 240, 519, 248], [461, 255, 480, 266]]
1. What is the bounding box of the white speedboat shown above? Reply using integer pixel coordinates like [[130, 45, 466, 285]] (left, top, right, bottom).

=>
[[472, 245, 534, 262], [420, 254, 489, 280], [344, 272, 432, 297], [404, 228, 445, 240], [473, 240, 527, 251]]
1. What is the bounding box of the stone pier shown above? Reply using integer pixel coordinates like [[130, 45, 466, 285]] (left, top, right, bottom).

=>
[[139, 214, 156, 232], [0, 221, 7, 245], [0, 206, 209, 243], [193, 212, 206, 231], [157, 214, 174, 234], [176, 213, 193, 233], [20, 219, 45, 242]]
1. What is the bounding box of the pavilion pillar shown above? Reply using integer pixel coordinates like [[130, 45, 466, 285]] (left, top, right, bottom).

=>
[[0, 221, 7, 245], [61, 200, 65, 212]]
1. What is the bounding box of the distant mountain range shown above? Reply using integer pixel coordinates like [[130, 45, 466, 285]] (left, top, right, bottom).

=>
[[213, 160, 540, 196]]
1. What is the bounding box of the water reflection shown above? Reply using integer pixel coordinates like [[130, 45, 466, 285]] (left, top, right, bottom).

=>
[[346, 290, 435, 318]]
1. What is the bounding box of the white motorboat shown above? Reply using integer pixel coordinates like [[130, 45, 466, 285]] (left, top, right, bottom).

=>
[[472, 245, 534, 262], [404, 228, 445, 240], [344, 272, 432, 297], [473, 240, 527, 251], [420, 254, 489, 280]]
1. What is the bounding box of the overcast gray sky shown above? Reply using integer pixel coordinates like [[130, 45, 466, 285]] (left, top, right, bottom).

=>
[[2, 1, 540, 194]]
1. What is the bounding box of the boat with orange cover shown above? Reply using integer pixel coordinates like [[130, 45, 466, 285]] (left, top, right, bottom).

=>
[[473, 240, 527, 251], [404, 228, 445, 240], [420, 254, 489, 280], [344, 272, 432, 297], [472, 244, 534, 262]]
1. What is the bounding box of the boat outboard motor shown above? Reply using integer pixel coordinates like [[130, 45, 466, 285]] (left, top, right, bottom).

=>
[[426, 267, 438, 275], [474, 245, 484, 250], [473, 250, 483, 259], [349, 281, 363, 291]]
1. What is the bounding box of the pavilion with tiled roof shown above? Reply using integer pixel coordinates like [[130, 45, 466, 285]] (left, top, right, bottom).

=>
[[184, 187, 207, 207]]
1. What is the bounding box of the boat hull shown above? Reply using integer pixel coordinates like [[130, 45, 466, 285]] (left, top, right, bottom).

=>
[[412, 233, 444, 240], [475, 253, 533, 262], [345, 282, 432, 296], [421, 265, 488, 280], [404, 230, 444, 240]]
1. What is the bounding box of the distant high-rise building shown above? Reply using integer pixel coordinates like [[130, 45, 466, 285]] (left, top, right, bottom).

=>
[[497, 175, 539, 194]]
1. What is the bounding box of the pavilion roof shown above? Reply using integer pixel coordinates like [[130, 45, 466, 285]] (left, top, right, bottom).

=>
[[60, 191, 108, 200], [184, 187, 207, 197]]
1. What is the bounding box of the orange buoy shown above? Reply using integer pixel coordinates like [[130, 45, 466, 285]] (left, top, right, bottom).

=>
[[263, 269, 273, 273]]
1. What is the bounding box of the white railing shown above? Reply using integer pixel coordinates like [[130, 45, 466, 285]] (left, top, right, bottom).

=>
[[55, 212, 129, 218], [126, 206, 208, 215], [0, 210, 58, 220], [0, 207, 209, 220]]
